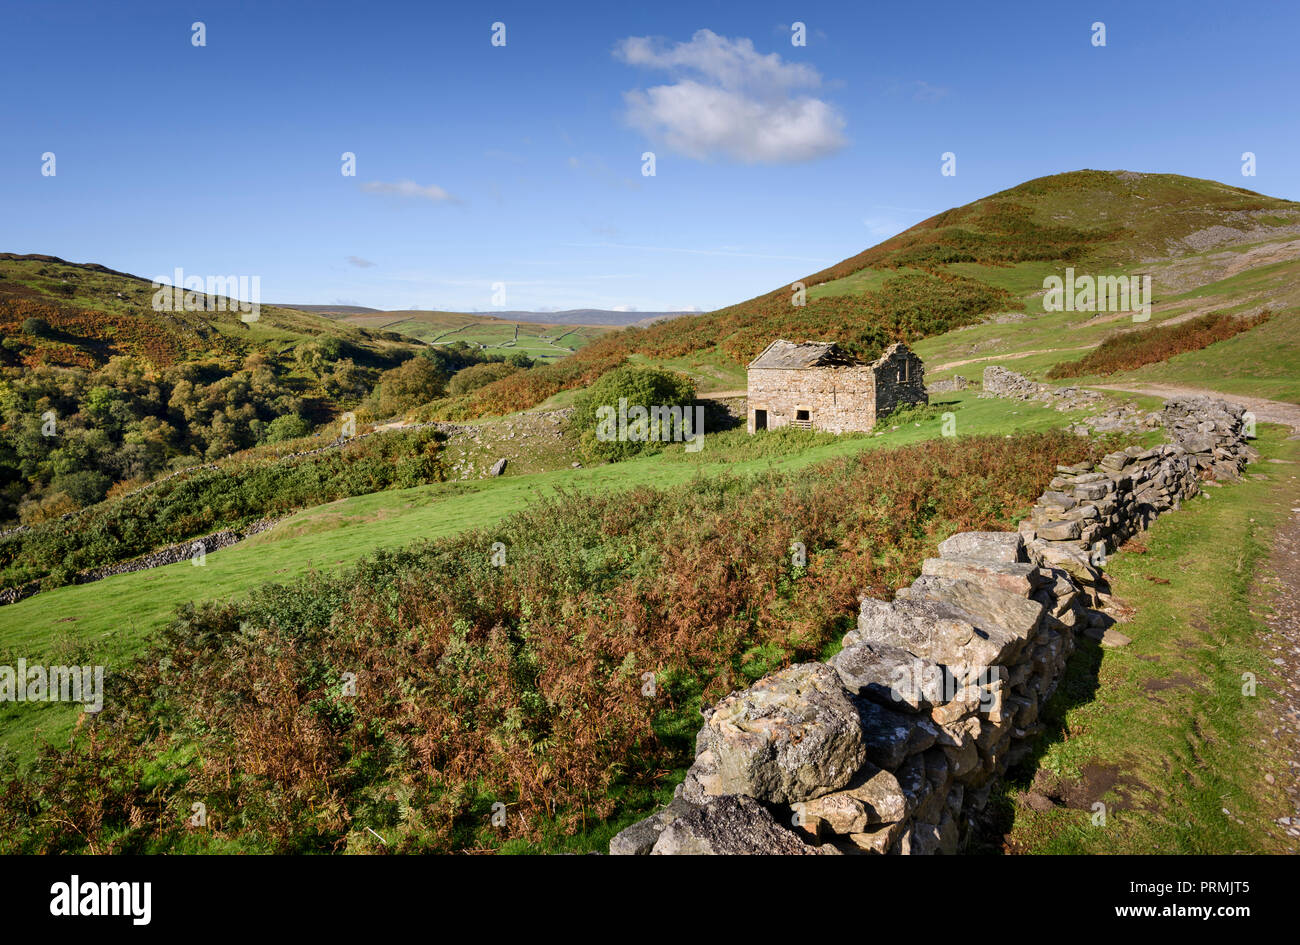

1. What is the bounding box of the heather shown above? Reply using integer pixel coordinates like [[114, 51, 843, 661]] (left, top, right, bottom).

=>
[[0, 430, 1112, 854], [1046, 310, 1273, 379]]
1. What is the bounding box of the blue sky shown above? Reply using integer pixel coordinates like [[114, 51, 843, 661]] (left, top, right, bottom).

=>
[[2, 0, 1297, 313]]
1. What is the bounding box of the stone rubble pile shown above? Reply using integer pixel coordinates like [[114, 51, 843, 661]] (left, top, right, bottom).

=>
[[1066, 402, 1163, 437], [926, 375, 969, 394], [611, 396, 1254, 855], [1161, 396, 1257, 481], [980, 365, 1103, 412]]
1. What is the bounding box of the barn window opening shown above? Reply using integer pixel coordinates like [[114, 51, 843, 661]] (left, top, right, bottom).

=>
[[796, 409, 810, 421]]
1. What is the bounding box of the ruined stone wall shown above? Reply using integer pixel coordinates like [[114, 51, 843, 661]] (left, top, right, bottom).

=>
[[612, 396, 1253, 855], [873, 344, 928, 416], [980, 364, 1104, 412], [746, 365, 877, 434]]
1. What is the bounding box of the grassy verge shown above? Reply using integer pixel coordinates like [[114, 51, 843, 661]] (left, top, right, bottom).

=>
[[990, 422, 1300, 853]]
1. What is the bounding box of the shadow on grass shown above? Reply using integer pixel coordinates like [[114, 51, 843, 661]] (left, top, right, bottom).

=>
[[966, 631, 1105, 854]]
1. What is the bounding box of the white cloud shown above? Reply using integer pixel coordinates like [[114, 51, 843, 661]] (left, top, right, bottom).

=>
[[614, 29, 845, 164], [360, 179, 458, 203], [345, 255, 376, 268]]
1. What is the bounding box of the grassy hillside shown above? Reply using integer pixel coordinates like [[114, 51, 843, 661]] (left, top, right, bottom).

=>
[[0, 427, 1113, 853], [0, 254, 421, 370], [339, 309, 610, 363], [435, 171, 1300, 419], [0, 388, 1129, 762], [0, 256, 532, 524]]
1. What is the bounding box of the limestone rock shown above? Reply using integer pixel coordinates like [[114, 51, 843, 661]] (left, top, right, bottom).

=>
[[901, 575, 1044, 665], [650, 794, 827, 855], [794, 762, 908, 834], [830, 641, 937, 712], [689, 663, 866, 804], [855, 697, 935, 769], [919, 557, 1047, 597], [936, 531, 1026, 563], [609, 795, 698, 855]]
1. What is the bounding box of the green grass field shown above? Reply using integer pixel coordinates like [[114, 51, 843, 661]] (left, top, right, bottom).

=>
[[895, 255, 1300, 403], [0, 389, 1110, 761], [342, 310, 610, 363]]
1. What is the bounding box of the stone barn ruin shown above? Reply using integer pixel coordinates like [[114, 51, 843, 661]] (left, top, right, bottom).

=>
[[746, 340, 927, 435]]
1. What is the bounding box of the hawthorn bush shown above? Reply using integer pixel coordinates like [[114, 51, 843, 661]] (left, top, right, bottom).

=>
[[569, 366, 697, 462]]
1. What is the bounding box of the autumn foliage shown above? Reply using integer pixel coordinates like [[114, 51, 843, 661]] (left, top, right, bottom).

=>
[[1046, 310, 1273, 379], [0, 430, 1117, 853]]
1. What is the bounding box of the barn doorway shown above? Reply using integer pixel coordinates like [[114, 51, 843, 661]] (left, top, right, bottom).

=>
[[754, 409, 767, 431]]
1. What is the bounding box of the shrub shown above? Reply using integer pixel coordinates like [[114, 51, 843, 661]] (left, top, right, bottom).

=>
[[569, 366, 697, 462], [49, 470, 110, 506], [21, 317, 51, 337], [263, 413, 312, 444], [446, 362, 518, 397], [372, 357, 447, 416]]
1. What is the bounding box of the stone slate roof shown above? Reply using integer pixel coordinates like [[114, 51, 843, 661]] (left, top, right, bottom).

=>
[[747, 339, 860, 370]]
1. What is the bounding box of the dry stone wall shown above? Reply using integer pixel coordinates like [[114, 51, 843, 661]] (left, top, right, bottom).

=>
[[611, 396, 1254, 855], [927, 375, 968, 394], [980, 364, 1170, 437], [980, 364, 1103, 412]]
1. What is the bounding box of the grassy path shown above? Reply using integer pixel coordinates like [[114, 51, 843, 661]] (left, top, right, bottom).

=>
[[992, 423, 1300, 853]]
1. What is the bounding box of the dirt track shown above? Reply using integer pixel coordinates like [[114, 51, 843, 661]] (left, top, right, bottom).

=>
[[1091, 383, 1300, 434]]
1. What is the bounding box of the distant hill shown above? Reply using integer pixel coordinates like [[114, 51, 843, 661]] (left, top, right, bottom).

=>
[[281, 304, 691, 327], [284, 304, 380, 317], [0, 254, 422, 370], [487, 309, 692, 327], [333, 309, 615, 364]]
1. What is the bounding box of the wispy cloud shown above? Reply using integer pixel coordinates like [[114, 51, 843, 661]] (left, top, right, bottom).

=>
[[562, 240, 829, 263], [910, 80, 949, 103], [483, 149, 526, 164], [862, 217, 900, 240], [345, 255, 376, 268], [360, 179, 459, 203], [614, 29, 846, 164]]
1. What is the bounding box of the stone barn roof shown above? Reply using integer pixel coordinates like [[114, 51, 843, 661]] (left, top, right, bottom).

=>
[[748, 340, 860, 370]]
